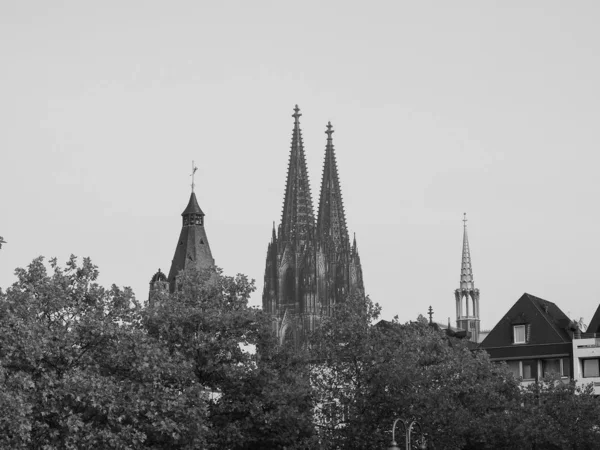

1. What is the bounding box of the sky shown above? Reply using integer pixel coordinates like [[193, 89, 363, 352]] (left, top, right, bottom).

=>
[[2, 1, 600, 331]]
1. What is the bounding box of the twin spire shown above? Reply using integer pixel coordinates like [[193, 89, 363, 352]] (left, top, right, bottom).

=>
[[280, 105, 314, 245], [280, 105, 348, 251]]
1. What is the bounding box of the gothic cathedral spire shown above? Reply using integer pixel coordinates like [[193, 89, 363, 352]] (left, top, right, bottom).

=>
[[317, 122, 349, 252], [280, 105, 315, 247], [455, 213, 480, 342], [263, 107, 365, 348]]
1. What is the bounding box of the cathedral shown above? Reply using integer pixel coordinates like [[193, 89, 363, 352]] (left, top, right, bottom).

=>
[[262, 106, 365, 346]]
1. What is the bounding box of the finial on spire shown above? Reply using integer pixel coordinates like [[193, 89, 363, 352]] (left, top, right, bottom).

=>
[[292, 105, 302, 124], [325, 121, 334, 140], [463, 212, 467, 227], [428, 305, 434, 324], [190, 161, 198, 192]]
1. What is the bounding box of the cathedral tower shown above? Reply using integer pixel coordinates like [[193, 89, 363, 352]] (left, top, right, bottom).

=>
[[455, 213, 480, 342], [263, 105, 318, 345], [316, 122, 364, 316], [263, 107, 365, 347]]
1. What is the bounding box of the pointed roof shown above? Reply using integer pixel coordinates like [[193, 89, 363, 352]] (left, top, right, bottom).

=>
[[168, 191, 214, 292], [587, 304, 600, 334], [317, 121, 349, 251], [459, 213, 474, 291], [280, 105, 315, 244], [480, 293, 573, 350], [182, 192, 204, 216]]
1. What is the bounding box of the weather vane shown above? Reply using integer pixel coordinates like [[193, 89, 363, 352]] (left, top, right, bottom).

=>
[[190, 161, 198, 192]]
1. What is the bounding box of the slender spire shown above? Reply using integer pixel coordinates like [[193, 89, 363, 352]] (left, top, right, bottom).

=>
[[460, 212, 474, 290], [317, 121, 348, 251], [272, 221, 277, 243], [280, 105, 315, 245]]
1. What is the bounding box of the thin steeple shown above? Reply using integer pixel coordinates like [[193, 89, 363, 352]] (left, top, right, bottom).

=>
[[280, 105, 315, 245], [460, 212, 474, 290], [317, 121, 348, 251]]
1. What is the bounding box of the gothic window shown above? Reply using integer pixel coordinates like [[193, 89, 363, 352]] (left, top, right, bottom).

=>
[[284, 268, 294, 302]]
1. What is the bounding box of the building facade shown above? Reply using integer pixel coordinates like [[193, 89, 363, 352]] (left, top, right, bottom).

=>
[[572, 304, 600, 395], [262, 106, 364, 346], [479, 293, 574, 385]]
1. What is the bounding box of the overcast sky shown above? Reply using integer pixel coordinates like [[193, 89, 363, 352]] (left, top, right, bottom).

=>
[[2, 1, 600, 330]]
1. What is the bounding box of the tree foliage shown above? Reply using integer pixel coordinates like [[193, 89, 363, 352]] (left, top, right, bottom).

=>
[[309, 295, 600, 450], [0, 257, 316, 449], [2, 257, 600, 449]]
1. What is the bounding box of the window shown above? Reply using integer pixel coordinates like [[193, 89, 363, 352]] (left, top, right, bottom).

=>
[[562, 357, 571, 378], [542, 359, 561, 377], [583, 359, 600, 378], [513, 325, 526, 344], [522, 360, 537, 380], [507, 360, 520, 378]]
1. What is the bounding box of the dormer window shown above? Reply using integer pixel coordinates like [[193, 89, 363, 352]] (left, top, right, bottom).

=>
[[513, 325, 526, 344]]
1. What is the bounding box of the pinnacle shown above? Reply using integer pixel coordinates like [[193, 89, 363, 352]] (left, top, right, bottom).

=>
[[459, 213, 474, 290]]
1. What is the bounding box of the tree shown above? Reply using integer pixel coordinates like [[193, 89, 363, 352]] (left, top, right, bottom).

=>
[[0, 256, 207, 449], [512, 377, 600, 450], [145, 265, 316, 449], [309, 295, 523, 449]]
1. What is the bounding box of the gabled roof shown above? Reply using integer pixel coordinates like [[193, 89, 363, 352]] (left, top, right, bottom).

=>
[[480, 293, 573, 351], [587, 304, 600, 334]]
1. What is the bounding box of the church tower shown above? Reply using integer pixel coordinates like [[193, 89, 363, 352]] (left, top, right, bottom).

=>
[[455, 213, 480, 342], [149, 166, 215, 301], [167, 189, 215, 292], [263, 106, 365, 347]]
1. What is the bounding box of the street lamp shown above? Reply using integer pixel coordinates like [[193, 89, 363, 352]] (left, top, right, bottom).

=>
[[388, 418, 427, 450]]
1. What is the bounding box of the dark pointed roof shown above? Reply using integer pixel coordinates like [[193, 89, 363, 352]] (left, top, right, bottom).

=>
[[587, 304, 600, 334], [280, 105, 315, 244], [459, 213, 474, 291], [182, 192, 204, 216], [317, 121, 349, 252], [480, 293, 572, 350], [168, 191, 214, 291]]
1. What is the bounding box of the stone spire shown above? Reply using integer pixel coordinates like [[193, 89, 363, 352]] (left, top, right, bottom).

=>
[[280, 105, 315, 246], [317, 121, 349, 252], [455, 213, 480, 342], [167, 190, 214, 292], [460, 213, 474, 291]]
